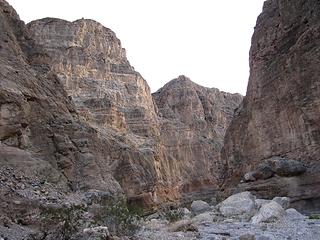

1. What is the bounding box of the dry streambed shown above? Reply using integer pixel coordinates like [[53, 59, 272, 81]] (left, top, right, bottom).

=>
[[136, 192, 320, 240]]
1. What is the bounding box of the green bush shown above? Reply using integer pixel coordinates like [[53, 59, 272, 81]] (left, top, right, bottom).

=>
[[163, 209, 184, 223], [309, 214, 320, 220], [41, 205, 86, 239], [91, 199, 143, 235]]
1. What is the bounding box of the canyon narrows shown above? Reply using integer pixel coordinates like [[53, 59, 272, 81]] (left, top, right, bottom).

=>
[[0, 0, 320, 239]]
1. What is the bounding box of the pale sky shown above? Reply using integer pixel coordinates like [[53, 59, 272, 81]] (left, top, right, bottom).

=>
[[8, 0, 265, 94]]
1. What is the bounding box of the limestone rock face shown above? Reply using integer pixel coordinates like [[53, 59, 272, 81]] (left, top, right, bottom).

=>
[[222, 0, 320, 208], [153, 76, 242, 199], [25, 17, 163, 204]]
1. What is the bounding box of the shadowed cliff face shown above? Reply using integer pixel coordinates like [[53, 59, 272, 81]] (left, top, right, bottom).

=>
[[222, 0, 320, 209]]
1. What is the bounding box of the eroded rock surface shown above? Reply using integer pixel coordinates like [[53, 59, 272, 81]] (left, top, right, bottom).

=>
[[221, 0, 320, 210]]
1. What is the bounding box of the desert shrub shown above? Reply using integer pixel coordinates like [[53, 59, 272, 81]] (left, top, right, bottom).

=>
[[309, 214, 320, 220], [163, 209, 184, 223], [91, 199, 143, 235], [40, 205, 86, 239]]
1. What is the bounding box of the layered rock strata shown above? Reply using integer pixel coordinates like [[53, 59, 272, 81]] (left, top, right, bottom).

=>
[[222, 0, 320, 211]]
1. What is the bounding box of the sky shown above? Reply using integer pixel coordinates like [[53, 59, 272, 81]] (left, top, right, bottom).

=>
[[8, 0, 265, 94]]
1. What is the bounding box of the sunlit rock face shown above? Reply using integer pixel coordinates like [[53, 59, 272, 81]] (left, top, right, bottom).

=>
[[222, 0, 320, 211]]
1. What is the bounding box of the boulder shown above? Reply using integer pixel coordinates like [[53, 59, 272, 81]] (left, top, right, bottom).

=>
[[244, 172, 257, 182], [272, 197, 290, 209], [168, 219, 198, 232], [83, 226, 110, 238], [253, 163, 274, 180], [190, 200, 210, 214], [219, 192, 256, 218], [285, 208, 305, 221], [255, 199, 271, 209], [266, 157, 306, 177], [181, 208, 192, 219], [144, 219, 168, 230], [191, 212, 213, 225], [244, 163, 274, 182], [251, 202, 285, 224], [239, 233, 256, 240]]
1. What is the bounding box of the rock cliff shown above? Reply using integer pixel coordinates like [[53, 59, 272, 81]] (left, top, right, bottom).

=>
[[2, 0, 320, 237], [24, 16, 243, 204], [26, 17, 162, 204], [26, 18, 158, 137], [154, 76, 242, 200], [0, 1, 162, 222], [1, 0, 242, 217], [222, 0, 320, 211]]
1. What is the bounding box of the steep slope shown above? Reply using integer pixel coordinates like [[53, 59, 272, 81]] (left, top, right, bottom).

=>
[[222, 0, 320, 211], [154, 76, 242, 200]]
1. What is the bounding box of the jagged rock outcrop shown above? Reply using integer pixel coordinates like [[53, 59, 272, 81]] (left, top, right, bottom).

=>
[[153, 76, 242, 200], [222, 0, 320, 212]]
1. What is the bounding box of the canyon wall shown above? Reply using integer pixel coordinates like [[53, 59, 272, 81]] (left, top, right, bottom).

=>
[[154, 76, 242, 200], [26, 17, 242, 204], [222, 0, 320, 211], [0, 0, 242, 213]]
